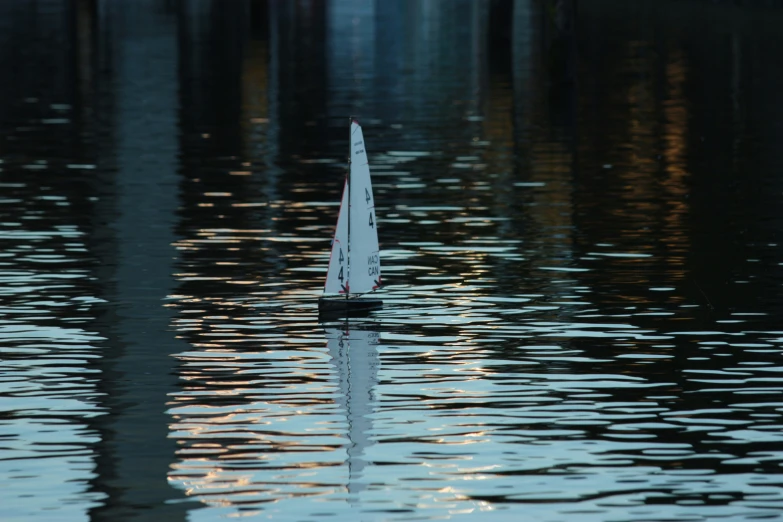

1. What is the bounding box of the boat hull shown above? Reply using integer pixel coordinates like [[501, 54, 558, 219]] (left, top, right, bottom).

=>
[[318, 296, 382, 319]]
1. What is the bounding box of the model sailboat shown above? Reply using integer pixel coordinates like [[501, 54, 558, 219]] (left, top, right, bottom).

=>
[[318, 119, 382, 317]]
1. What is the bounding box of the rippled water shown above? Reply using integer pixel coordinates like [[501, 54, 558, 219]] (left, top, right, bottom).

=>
[[3, 0, 783, 521]]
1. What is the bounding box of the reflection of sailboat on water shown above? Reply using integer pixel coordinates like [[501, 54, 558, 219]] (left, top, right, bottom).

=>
[[325, 325, 380, 496]]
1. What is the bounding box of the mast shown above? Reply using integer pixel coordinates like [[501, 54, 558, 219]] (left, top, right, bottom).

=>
[[346, 116, 352, 301]]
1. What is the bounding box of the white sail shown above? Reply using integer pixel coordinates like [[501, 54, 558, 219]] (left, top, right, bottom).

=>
[[347, 120, 381, 294], [324, 180, 349, 294]]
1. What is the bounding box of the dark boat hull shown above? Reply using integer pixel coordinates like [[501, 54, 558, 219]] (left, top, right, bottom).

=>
[[318, 296, 382, 319]]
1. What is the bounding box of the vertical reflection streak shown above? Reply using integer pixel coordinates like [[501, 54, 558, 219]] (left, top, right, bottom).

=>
[[89, 1, 192, 520]]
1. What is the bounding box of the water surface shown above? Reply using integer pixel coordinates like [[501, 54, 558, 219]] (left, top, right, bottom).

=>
[[2, 1, 783, 521]]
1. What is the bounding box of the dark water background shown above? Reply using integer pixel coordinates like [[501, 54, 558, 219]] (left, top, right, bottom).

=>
[[2, 0, 783, 520]]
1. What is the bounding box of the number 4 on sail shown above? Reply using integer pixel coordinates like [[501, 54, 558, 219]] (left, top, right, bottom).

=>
[[319, 118, 383, 318]]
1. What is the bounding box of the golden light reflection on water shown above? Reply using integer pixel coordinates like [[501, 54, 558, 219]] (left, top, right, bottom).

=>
[[4, 0, 781, 520], [661, 48, 690, 266], [157, 7, 783, 520]]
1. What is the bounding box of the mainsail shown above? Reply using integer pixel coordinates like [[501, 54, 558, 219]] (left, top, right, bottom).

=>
[[323, 120, 381, 295]]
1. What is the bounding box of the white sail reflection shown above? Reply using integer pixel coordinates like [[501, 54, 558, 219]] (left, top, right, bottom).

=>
[[325, 325, 380, 497]]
